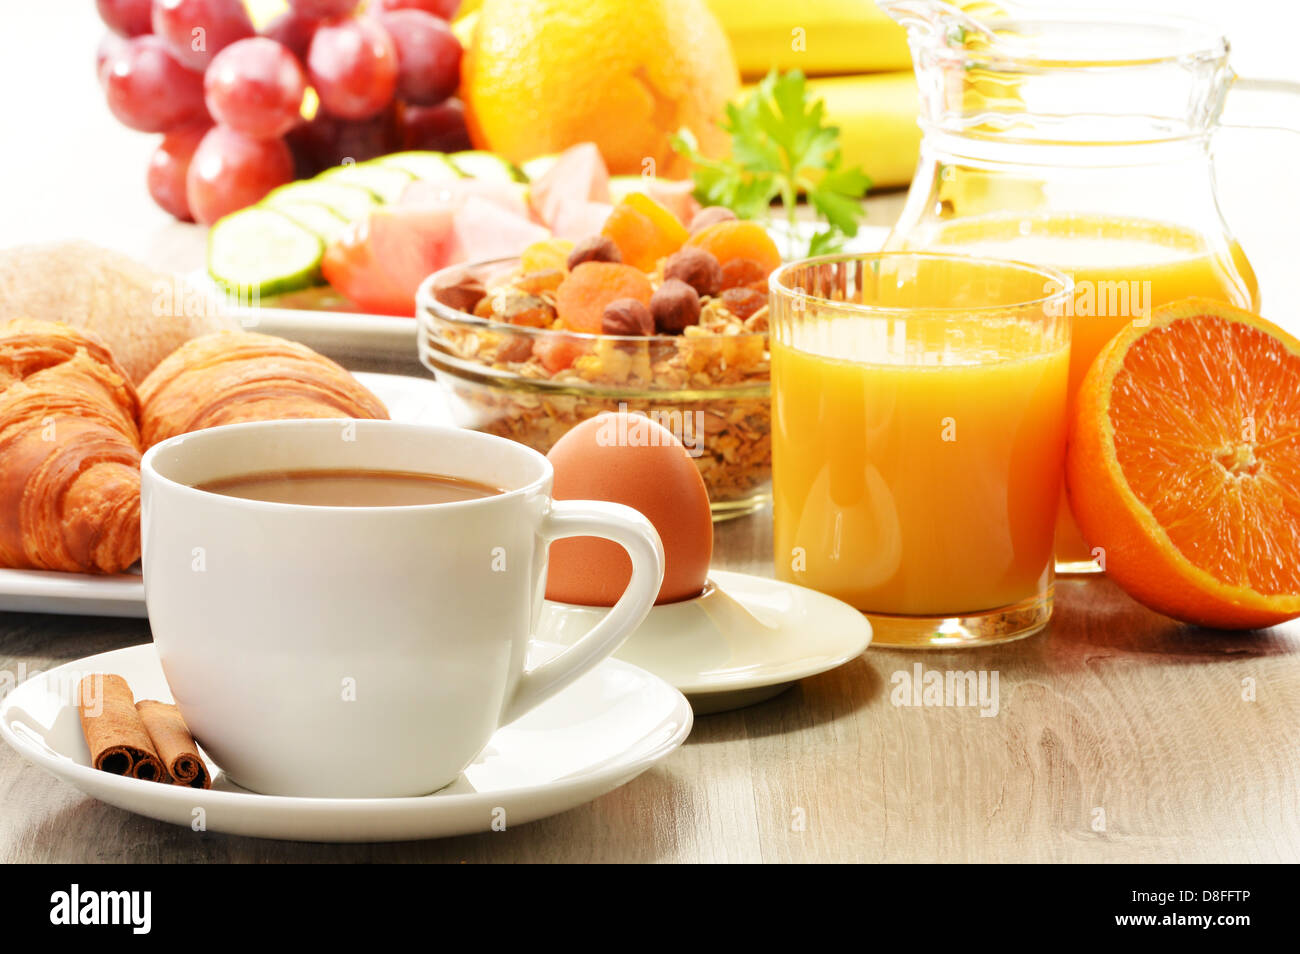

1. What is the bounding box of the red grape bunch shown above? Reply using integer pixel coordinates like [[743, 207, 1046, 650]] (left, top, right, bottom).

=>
[[96, 0, 469, 224]]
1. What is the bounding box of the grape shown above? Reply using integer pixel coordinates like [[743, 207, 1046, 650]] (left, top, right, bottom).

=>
[[147, 123, 210, 221], [400, 100, 472, 152], [152, 0, 254, 71], [103, 35, 208, 132], [377, 10, 461, 106], [97, 33, 128, 87], [307, 17, 398, 120], [261, 10, 319, 62], [205, 38, 307, 140], [376, 0, 461, 20], [96, 0, 153, 37], [287, 106, 401, 176], [288, 0, 361, 16], [186, 127, 294, 224]]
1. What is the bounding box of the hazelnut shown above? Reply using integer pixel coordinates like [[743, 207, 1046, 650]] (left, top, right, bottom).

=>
[[567, 236, 623, 269], [431, 268, 486, 313], [602, 298, 654, 336], [664, 247, 722, 298], [720, 257, 768, 292], [720, 287, 767, 320], [688, 205, 737, 234], [651, 278, 701, 333]]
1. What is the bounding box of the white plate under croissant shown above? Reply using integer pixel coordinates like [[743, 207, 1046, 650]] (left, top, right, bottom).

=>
[[0, 371, 450, 616]]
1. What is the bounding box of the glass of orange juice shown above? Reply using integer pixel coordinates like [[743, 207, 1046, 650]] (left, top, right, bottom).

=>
[[770, 253, 1073, 649], [898, 216, 1258, 572]]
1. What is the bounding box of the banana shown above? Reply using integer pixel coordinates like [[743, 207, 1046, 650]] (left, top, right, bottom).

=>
[[706, 0, 912, 79], [738, 72, 920, 188]]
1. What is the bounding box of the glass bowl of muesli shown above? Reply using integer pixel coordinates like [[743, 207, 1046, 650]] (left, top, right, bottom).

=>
[[415, 229, 774, 518]]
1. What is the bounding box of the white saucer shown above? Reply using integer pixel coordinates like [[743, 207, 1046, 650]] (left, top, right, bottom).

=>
[[0, 642, 691, 842], [543, 570, 872, 714]]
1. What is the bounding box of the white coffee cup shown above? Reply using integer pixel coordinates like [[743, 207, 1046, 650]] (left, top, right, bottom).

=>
[[140, 419, 664, 798]]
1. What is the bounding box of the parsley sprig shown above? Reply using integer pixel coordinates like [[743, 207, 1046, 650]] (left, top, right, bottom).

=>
[[672, 70, 871, 258]]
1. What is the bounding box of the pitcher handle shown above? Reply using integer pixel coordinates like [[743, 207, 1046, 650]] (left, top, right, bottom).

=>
[[1221, 74, 1300, 136]]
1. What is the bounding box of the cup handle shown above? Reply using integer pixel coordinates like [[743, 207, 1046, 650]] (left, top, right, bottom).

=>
[[499, 499, 665, 726]]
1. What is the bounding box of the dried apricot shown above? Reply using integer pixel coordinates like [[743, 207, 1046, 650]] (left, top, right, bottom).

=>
[[489, 286, 555, 327], [720, 287, 767, 320], [534, 334, 587, 372], [516, 268, 565, 295], [719, 257, 768, 292], [521, 238, 575, 274], [623, 193, 689, 244], [686, 220, 781, 275], [601, 194, 689, 271], [555, 261, 654, 333]]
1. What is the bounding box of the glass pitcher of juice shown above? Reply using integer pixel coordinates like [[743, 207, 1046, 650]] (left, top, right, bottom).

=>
[[879, 0, 1298, 572]]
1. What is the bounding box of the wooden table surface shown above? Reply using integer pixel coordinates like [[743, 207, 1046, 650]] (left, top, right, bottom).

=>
[[4, 513, 1299, 863], [2, 2, 1300, 865]]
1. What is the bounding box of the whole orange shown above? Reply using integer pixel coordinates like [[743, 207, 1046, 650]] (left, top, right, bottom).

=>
[[461, 0, 738, 177]]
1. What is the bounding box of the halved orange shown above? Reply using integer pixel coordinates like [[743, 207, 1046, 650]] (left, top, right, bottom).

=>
[[1066, 299, 1300, 629]]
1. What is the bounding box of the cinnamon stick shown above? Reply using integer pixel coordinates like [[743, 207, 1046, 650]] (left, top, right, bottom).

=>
[[76, 674, 168, 782], [136, 699, 211, 789]]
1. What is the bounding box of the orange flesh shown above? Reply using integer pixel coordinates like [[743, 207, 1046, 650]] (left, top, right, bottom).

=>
[[1108, 315, 1300, 595]]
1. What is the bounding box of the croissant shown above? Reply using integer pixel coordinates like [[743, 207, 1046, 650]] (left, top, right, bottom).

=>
[[0, 319, 142, 574], [138, 331, 388, 447]]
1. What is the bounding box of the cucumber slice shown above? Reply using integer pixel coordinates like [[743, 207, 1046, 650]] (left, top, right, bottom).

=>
[[208, 208, 324, 298], [271, 201, 348, 245], [377, 151, 463, 181], [450, 150, 527, 183], [262, 180, 379, 221], [521, 153, 559, 182], [319, 162, 415, 202]]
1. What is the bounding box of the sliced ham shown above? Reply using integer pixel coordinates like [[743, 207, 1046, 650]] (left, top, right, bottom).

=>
[[528, 143, 611, 231], [450, 196, 551, 265], [401, 177, 534, 221], [549, 200, 613, 241]]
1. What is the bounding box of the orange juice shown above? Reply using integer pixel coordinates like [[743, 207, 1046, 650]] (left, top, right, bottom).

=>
[[912, 214, 1259, 565], [772, 336, 1069, 616]]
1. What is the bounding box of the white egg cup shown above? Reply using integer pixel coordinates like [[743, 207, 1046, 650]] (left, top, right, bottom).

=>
[[541, 570, 872, 713]]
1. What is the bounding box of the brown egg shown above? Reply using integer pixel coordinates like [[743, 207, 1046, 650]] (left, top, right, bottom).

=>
[[546, 412, 713, 606]]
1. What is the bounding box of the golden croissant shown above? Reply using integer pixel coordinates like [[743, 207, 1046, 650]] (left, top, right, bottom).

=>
[[138, 331, 388, 447], [0, 319, 143, 574]]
